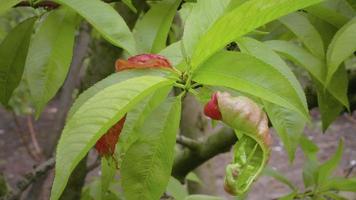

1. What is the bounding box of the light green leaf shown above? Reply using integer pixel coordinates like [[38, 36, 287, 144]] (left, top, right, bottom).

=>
[[306, 0, 355, 28], [279, 12, 325, 59], [182, 0, 230, 57], [159, 41, 184, 68], [67, 69, 174, 121], [53, 0, 136, 55], [134, 0, 181, 53], [322, 192, 348, 200], [50, 76, 173, 200], [121, 97, 181, 200], [26, 9, 77, 117], [323, 177, 356, 192], [237, 37, 306, 161], [263, 167, 297, 191], [184, 195, 224, 200], [193, 51, 309, 120], [299, 134, 319, 161], [326, 17, 356, 84], [190, 0, 324, 69], [115, 86, 172, 161], [302, 158, 319, 188], [186, 172, 203, 185], [101, 158, 116, 200], [0, 0, 21, 15], [0, 17, 36, 106], [278, 192, 297, 200], [317, 139, 344, 186], [166, 177, 188, 200]]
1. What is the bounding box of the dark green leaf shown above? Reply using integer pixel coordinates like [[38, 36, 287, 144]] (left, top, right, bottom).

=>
[[134, 0, 181, 53], [190, 0, 324, 69], [0, 17, 36, 105], [25, 8, 77, 116], [193, 51, 309, 120], [121, 97, 181, 200], [50, 76, 174, 200], [53, 0, 136, 55]]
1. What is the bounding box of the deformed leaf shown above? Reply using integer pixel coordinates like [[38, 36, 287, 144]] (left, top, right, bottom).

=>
[[50, 76, 173, 200], [25, 8, 77, 117], [0, 17, 36, 106], [121, 97, 181, 200]]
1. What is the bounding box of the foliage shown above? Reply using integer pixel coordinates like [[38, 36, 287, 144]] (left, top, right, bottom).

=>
[[0, 0, 355, 200]]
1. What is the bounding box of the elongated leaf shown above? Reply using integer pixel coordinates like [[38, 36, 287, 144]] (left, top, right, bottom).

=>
[[278, 192, 297, 200], [326, 17, 356, 84], [323, 177, 356, 192], [67, 69, 174, 121], [134, 0, 181, 53], [115, 86, 172, 160], [306, 0, 355, 28], [50, 76, 173, 200], [182, 0, 230, 57], [317, 139, 344, 186], [53, 0, 136, 55], [279, 12, 325, 59], [0, 17, 36, 105], [25, 9, 77, 116], [193, 51, 309, 120], [190, 0, 324, 69], [237, 37, 306, 160], [100, 157, 116, 200], [265, 40, 325, 84], [0, 0, 21, 15], [121, 97, 181, 200], [263, 167, 297, 191]]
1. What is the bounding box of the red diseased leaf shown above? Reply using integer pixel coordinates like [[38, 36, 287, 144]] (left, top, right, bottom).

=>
[[95, 116, 126, 157], [203, 92, 222, 120], [115, 54, 172, 72]]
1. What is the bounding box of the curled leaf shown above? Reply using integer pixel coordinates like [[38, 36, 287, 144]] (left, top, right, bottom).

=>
[[204, 91, 271, 195], [115, 54, 172, 72]]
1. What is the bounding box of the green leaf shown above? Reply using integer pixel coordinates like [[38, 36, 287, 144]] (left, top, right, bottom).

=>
[[323, 177, 356, 192], [262, 167, 297, 191], [182, 0, 230, 57], [121, 97, 181, 200], [67, 69, 174, 121], [190, 0, 324, 69], [306, 0, 355, 28], [302, 158, 319, 188], [0, 17, 36, 106], [134, 0, 181, 53], [0, 0, 21, 15], [159, 41, 184, 69], [299, 134, 319, 161], [265, 40, 325, 84], [101, 157, 116, 200], [322, 192, 348, 200], [166, 177, 188, 200], [184, 195, 224, 200], [279, 12, 325, 59], [278, 192, 297, 200], [317, 139, 344, 186], [50, 76, 173, 200], [115, 86, 172, 161], [122, 0, 137, 13], [25, 8, 77, 117], [53, 0, 136, 55], [326, 17, 356, 84], [193, 51, 309, 120], [186, 172, 203, 185]]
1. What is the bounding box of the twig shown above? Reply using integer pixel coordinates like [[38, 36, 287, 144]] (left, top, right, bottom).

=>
[[1, 158, 55, 200], [26, 115, 43, 160], [176, 135, 200, 151], [11, 112, 40, 161]]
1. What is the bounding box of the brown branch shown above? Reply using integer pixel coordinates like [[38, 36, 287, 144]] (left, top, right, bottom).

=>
[[1, 158, 55, 200], [26, 115, 43, 160]]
